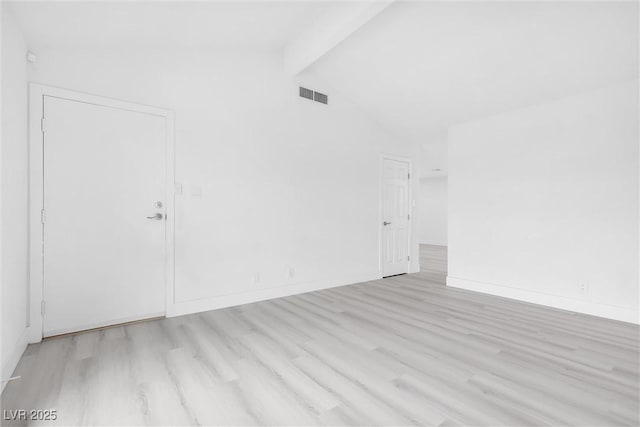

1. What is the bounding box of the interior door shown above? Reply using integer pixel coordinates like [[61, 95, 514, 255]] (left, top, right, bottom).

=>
[[381, 158, 410, 277], [43, 96, 167, 337]]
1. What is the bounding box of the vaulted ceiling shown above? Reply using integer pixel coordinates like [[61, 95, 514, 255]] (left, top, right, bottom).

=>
[[6, 1, 341, 50], [308, 1, 639, 139], [8, 0, 639, 143]]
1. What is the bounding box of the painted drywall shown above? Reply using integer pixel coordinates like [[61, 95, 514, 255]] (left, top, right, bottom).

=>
[[448, 79, 639, 323], [26, 47, 420, 318], [420, 132, 447, 178], [1, 8, 29, 388], [0, 2, 4, 389], [418, 177, 447, 246]]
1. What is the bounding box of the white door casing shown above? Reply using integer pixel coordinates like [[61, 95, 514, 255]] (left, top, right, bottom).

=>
[[29, 85, 175, 340], [381, 157, 411, 277]]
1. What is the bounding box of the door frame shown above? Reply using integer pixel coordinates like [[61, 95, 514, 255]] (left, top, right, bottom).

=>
[[28, 84, 176, 343], [378, 154, 413, 277]]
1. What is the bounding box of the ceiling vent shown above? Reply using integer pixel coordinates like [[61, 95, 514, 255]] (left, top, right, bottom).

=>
[[313, 91, 328, 104], [299, 86, 328, 105], [299, 86, 314, 100]]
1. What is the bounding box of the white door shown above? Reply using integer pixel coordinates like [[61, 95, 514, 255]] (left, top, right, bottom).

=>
[[381, 158, 410, 277], [43, 96, 167, 337]]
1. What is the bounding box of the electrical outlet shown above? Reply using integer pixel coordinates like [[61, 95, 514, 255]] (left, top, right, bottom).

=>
[[579, 282, 588, 295], [252, 272, 260, 284], [287, 267, 295, 279]]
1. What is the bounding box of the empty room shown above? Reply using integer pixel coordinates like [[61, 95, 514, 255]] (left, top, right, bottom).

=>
[[1, 0, 638, 426]]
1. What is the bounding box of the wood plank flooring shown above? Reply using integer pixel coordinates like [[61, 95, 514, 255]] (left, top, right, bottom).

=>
[[2, 245, 638, 426], [416, 244, 447, 284]]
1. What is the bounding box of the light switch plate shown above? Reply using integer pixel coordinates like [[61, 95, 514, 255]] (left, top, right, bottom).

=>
[[191, 185, 203, 198]]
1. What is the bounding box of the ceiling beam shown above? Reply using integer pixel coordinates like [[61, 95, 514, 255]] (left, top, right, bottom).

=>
[[283, 0, 395, 76]]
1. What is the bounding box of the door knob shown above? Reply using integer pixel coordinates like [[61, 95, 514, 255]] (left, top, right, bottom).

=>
[[146, 213, 164, 220], [383, 221, 391, 226]]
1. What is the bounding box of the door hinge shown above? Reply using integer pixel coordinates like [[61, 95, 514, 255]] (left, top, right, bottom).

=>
[[407, 173, 410, 179], [41, 117, 45, 133], [407, 214, 410, 220], [407, 256, 410, 261], [41, 300, 45, 316], [40, 208, 46, 224]]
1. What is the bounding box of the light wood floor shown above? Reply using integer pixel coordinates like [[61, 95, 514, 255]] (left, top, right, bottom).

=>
[[2, 245, 638, 426]]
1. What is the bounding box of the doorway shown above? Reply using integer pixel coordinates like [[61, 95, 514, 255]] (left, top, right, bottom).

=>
[[380, 157, 411, 277], [29, 86, 175, 339]]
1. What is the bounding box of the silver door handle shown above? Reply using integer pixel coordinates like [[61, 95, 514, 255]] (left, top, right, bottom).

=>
[[383, 221, 391, 226], [147, 213, 164, 220]]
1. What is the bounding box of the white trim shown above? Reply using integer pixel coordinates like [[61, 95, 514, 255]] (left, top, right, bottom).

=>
[[171, 272, 380, 318], [447, 276, 639, 324], [164, 109, 177, 317], [1, 329, 28, 394], [28, 84, 176, 343], [378, 154, 413, 277]]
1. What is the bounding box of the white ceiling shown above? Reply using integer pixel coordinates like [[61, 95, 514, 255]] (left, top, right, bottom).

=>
[[309, 1, 639, 139], [5, 1, 340, 50], [7, 0, 638, 143]]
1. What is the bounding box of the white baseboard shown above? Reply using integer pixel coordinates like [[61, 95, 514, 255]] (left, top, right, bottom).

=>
[[447, 276, 639, 324], [168, 272, 382, 318], [418, 242, 447, 247], [1, 328, 29, 393]]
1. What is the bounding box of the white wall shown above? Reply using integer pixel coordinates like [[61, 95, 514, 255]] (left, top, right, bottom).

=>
[[448, 79, 639, 323], [26, 47, 420, 317], [419, 131, 448, 247], [420, 132, 448, 178], [418, 177, 447, 246], [0, 2, 4, 388], [1, 7, 29, 389]]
